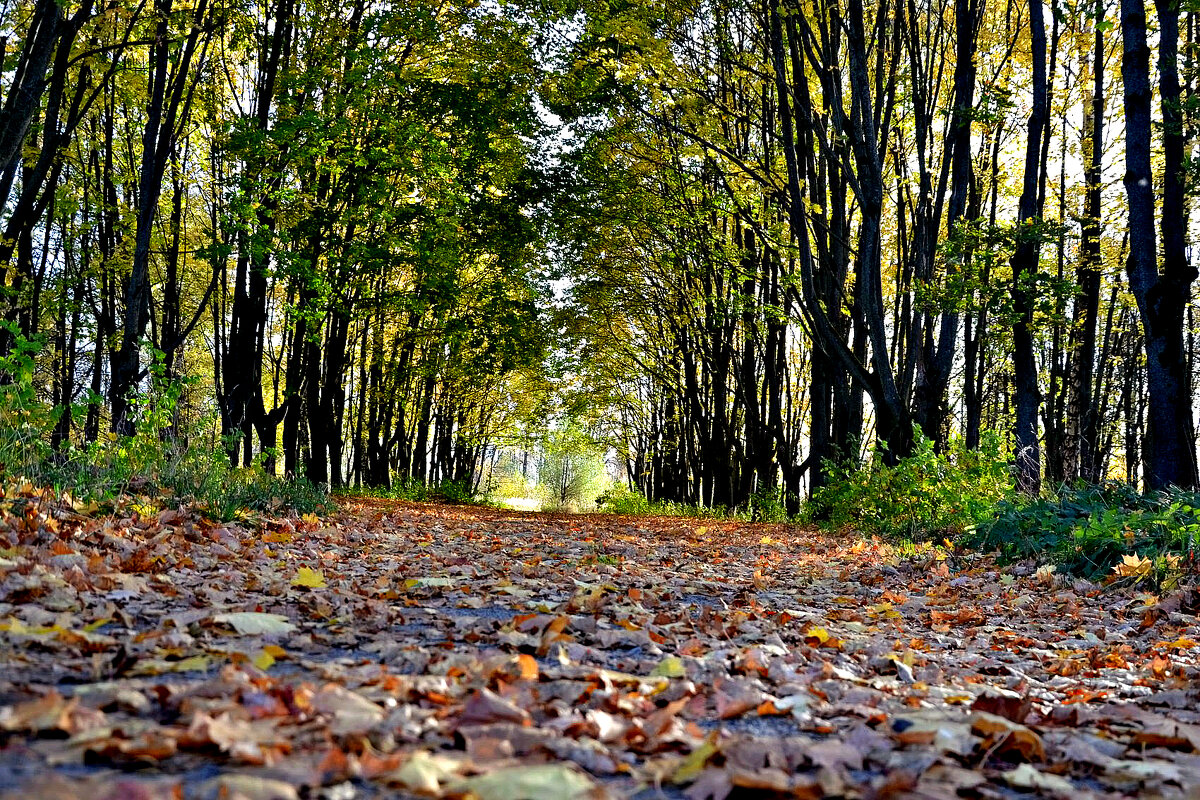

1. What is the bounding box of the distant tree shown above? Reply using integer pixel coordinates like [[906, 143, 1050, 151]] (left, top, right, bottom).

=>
[[537, 424, 607, 510]]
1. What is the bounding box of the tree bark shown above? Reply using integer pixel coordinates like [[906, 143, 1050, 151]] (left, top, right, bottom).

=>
[[1121, 0, 1199, 489], [1010, 0, 1049, 493]]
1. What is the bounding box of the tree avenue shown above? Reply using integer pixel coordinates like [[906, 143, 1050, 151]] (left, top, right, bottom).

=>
[[1, 0, 1199, 511]]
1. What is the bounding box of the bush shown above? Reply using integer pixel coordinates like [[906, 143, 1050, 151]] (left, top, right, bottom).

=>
[[966, 482, 1200, 580], [805, 427, 1013, 540], [748, 485, 789, 522], [596, 486, 653, 514], [201, 469, 330, 518], [0, 327, 60, 478]]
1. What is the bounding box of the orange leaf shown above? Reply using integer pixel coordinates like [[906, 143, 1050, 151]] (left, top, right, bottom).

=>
[[515, 653, 539, 682]]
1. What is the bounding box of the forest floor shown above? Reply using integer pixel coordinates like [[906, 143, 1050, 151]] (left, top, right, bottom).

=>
[[1, 492, 1200, 799]]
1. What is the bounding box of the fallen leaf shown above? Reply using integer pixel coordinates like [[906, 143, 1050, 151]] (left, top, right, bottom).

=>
[[213, 612, 295, 636], [291, 567, 327, 588], [452, 763, 596, 800]]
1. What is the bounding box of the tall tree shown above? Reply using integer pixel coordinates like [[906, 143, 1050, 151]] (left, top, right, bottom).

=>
[[1121, 0, 1198, 489], [1068, 0, 1105, 483], [111, 0, 214, 431], [1010, 0, 1049, 493]]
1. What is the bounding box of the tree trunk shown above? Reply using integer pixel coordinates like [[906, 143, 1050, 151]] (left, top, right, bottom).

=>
[[1122, 0, 1199, 489], [1069, 0, 1105, 483], [1009, 0, 1048, 493]]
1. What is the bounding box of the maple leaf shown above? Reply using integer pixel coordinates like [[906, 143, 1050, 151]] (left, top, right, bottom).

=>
[[1112, 552, 1154, 579], [291, 566, 327, 588]]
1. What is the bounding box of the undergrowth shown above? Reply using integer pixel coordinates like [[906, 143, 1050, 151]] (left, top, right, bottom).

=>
[[596, 486, 745, 520], [805, 428, 1013, 540], [0, 327, 328, 520], [346, 478, 492, 506], [966, 482, 1200, 582]]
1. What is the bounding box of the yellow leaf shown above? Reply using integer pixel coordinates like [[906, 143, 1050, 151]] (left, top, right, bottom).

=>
[[1161, 637, 1198, 649], [650, 655, 686, 678], [253, 644, 286, 670], [129, 654, 210, 676], [301, 513, 320, 526], [760, 535, 775, 545], [264, 531, 293, 543], [72, 499, 101, 515], [805, 626, 830, 644], [1113, 554, 1153, 578], [672, 735, 719, 784], [292, 567, 327, 588]]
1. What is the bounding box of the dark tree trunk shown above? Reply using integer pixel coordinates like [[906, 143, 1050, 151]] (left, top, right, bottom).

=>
[[1010, 0, 1048, 493], [111, 0, 210, 432], [1122, 0, 1199, 489], [1069, 1, 1105, 483], [910, 0, 981, 446], [219, 0, 292, 466]]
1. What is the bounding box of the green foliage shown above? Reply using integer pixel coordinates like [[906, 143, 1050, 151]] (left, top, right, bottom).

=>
[[748, 486, 789, 523], [806, 428, 1013, 540], [411, 478, 478, 504], [0, 325, 59, 477], [202, 470, 330, 519], [0, 331, 327, 519], [966, 482, 1200, 581], [537, 424, 608, 511], [596, 486, 740, 520], [355, 478, 487, 505], [595, 486, 654, 514]]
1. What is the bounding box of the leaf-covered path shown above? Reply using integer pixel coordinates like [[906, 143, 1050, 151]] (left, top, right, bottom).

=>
[[2, 492, 1200, 798]]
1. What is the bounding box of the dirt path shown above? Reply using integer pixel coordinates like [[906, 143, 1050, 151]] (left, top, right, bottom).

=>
[[1, 494, 1200, 798]]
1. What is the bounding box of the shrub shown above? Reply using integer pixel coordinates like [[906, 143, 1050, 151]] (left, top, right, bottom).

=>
[[966, 482, 1200, 580], [805, 427, 1013, 539], [748, 485, 789, 522], [596, 486, 653, 515], [355, 477, 491, 505], [0, 325, 61, 479]]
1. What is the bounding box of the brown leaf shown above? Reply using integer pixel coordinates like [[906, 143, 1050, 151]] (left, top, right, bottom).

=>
[[457, 687, 532, 728], [0, 692, 102, 736], [970, 711, 1045, 762], [970, 687, 1032, 724], [713, 677, 766, 720]]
